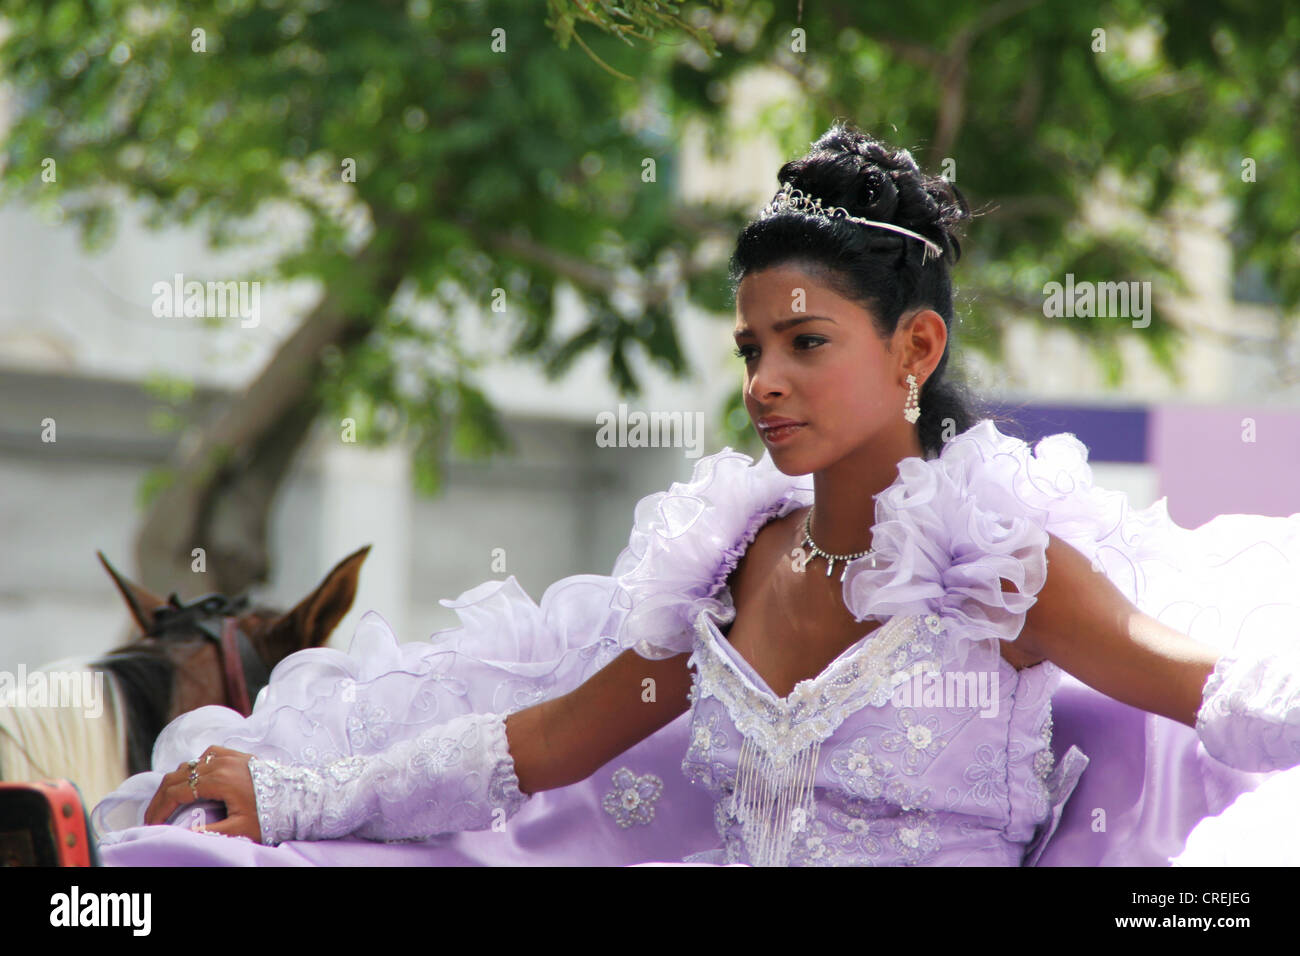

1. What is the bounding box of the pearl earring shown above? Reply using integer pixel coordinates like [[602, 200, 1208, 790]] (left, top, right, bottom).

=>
[[903, 374, 920, 424]]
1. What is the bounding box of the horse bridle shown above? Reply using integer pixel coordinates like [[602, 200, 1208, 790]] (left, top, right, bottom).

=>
[[145, 592, 271, 718]]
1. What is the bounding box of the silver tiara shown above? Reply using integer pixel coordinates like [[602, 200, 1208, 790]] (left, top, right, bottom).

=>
[[761, 181, 945, 264]]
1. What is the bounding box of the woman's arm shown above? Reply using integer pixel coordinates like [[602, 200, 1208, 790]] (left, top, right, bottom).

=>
[[1012, 533, 1219, 728], [508, 648, 694, 793], [145, 647, 694, 841]]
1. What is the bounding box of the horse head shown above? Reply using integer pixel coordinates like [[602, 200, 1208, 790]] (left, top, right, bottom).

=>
[[93, 546, 371, 774]]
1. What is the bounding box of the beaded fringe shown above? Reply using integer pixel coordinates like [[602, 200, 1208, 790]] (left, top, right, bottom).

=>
[[732, 735, 821, 867]]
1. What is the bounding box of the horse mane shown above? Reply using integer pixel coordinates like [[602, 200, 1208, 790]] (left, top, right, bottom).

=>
[[93, 646, 175, 777], [0, 658, 132, 812]]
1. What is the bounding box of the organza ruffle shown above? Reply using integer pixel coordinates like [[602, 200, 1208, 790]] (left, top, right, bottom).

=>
[[841, 449, 1046, 667], [839, 419, 1177, 668], [610, 449, 812, 659]]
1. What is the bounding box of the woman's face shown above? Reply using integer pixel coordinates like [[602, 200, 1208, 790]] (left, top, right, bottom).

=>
[[733, 262, 942, 476]]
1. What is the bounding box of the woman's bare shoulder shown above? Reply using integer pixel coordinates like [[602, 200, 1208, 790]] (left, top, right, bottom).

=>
[[725, 506, 808, 602]]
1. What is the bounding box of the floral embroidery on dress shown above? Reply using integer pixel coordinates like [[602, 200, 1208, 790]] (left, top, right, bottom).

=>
[[602, 768, 663, 829], [962, 743, 1015, 805], [883, 778, 933, 812], [879, 707, 949, 773], [345, 700, 392, 751], [691, 709, 729, 756], [682, 707, 735, 792], [709, 796, 748, 864], [789, 817, 841, 865], [825, 802, 893, 860], [826, 735, 935, 811], [890, 810, 942, 864], [830, 737, 893, 799], [410, 734, 461, 776]]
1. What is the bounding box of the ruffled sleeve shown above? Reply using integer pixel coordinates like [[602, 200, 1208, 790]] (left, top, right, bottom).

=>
[[610, 448, 812, 660], [841, 418, 1169, 668]]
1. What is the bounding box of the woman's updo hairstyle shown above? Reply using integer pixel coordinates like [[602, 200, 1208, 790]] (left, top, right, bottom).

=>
[[729, 122, 987, 459]]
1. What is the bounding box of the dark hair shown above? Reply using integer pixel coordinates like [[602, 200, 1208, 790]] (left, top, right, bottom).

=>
[[728, 122, 988, 459]]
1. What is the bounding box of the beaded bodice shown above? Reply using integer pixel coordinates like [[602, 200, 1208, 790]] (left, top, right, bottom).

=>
[[679, 604, 1086, 866]]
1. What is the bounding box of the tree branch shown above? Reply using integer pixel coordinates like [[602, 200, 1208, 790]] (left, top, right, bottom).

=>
[[134, 216, 418, 594], [935, 0, 1044, 156], [462, 206, 734, 308]]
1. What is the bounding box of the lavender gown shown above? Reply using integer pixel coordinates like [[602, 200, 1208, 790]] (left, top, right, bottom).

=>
[[91, 420, 1300, 865]]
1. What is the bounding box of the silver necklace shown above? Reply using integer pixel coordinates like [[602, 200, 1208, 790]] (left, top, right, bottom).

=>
[[801, 507, 878, 582]]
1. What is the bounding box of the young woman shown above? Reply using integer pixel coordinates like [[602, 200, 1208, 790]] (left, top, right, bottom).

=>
[[91, 124, 1300, 866]]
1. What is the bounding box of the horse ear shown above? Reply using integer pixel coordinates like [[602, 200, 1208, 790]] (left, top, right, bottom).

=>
[[263, 545, 372, 653], [97, 550, 167, 636]]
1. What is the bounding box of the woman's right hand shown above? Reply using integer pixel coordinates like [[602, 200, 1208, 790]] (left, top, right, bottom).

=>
[[143, 745, 264, 843]]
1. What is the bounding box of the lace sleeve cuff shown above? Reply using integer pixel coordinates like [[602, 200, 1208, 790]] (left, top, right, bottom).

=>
[[1196, 644, 1300, 773], [248, 711, 531, 845], [249, 756, 309, 847]]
